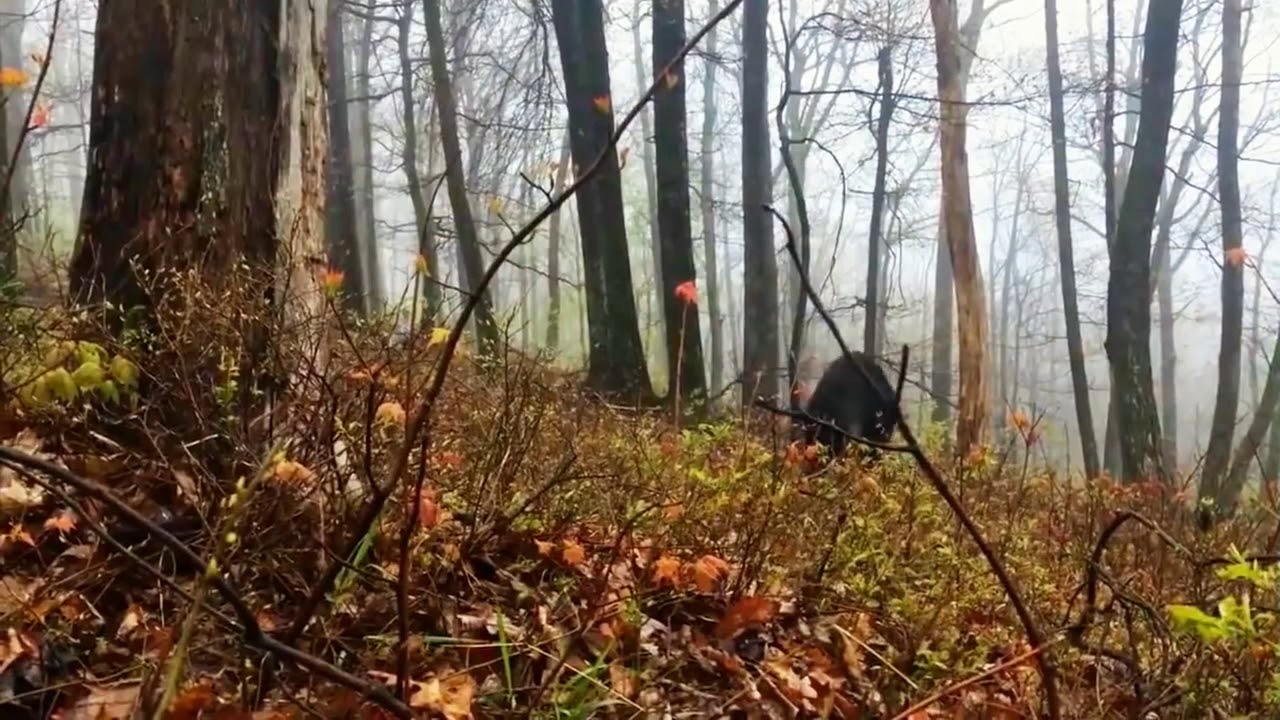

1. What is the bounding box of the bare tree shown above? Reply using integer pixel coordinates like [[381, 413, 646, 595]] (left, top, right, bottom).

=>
[[398, 0, 442, 321], [1105, 0, 1183, 484], [699, 1, 724, 394], [422, 0, 498, 351], [863, 43, 895, 357], [325, 2, 370, 314], [545, 131, 571, 353], [1043, 0, 1100, 478], [1201, 0, 1245, 507], [740, 0, 779, 405], [550, 0, 653, 397], [929, 0, 990, 456]]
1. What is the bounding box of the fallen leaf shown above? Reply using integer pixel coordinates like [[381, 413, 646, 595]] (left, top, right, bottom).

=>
[[690, 555, 729, 593], [534, 539, 555, 557], [61, 683, 141, 720], [407, 673, 476, 719], [165, 680, 216, 718], [428, 326, 451, 348], [561, 539, 587, 566], [609, 662, 636, 699], [651, 554, 681, 586], [715, 596, 779, 640]]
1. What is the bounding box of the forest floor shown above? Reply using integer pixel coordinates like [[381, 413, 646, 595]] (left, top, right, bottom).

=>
[[0, 301, 1277, 719]]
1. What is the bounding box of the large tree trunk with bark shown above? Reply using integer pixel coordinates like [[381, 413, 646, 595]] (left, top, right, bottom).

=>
[[699, 4, 724, 395], [550, 0, 653, 398], [422, 0, 498, 353], [1202, 0, 1245, 509], [740, 0, 779, 405], [1044, 0, 1100, 478], [863, 45, 894, 357], [324, 4, 369, 314], [1105, 0, 1182, 484], [653, 0, 707, 403], [71, 0, 329, 327], [929, 0, 989, 457]]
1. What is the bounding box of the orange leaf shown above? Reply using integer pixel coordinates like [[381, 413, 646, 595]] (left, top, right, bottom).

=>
[[1225, 246, 1249, 267], [165, 681, 216, 719], [417, 487, 449, 530], [43, 510, 77, 534], [534, 539, 555, 557], [690, 554, 729, 593], [715, 596, 779, 639], [651, 554, 681, 586], [673, 279, 698, 305], [592, 95, 611, 113], [561, 538, 587, 566], [322, 268, 345, 297], [0, 66, 27, 88]]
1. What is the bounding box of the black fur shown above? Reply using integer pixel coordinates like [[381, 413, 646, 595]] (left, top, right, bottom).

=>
[[798, 351, 899, 458]]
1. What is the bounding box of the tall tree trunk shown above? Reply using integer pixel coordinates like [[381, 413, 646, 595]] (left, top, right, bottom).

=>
[[1105, 0, 1183, 484], [398, 1, 442, 322], [0, 0, 30, 227], [929, 0, 990, 457], [422, 0, 498, 353], [545, 130, 571, 353], [1202, 0, 1245, 508], [700, 4, 724, 395], [352, 9, 382, 307], [550, 0, 652, 398], [653, 0, 707, 402], [324, 3, 368, 314], [1156, 230, 1178, 471], [1044, 0, 1100, 477], [630, 6, 664, 370], [1100, 0, 1123, 479], [864, 45, 894, 356], [740, 0, 779, 405], [998, 170, 1025, 417], [69, 0, 331, 418]]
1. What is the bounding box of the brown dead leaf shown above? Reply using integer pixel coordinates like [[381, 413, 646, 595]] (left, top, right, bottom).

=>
[[407, 673, 476, 720], [561, 539, 587, 566], [61, 682, 141, 720], [690, 554, 730, 593], [715, 596, 779, 640], [116, 602, 144, 638], [609, 662, 636, 700], [165, 680, 216, 719]]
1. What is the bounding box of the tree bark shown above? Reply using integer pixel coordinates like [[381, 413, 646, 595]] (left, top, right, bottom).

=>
[[740, 0, 779, 405], [324, 3, 369, 314], [550, 0, 653, 398], [863, 45, 894, 357], [422, 0, 498, 353], [699, 3, 724, 395], [1202, 0, 1245, 507], [929, 0, 990, 457], [352, 9, 382, 307], [1044, 0, 1101, 478], [1105, 0, 1183, 484], [398, 0, 442, 322], [653, 0, 707, 404], [545, 130, 571, 353]]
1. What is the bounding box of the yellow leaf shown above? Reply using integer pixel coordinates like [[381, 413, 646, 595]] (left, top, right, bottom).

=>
[[414, 253, 430, 276], [428, 326, 451, 348], [592, 95, 611, 113], [273, 459, 315, 486], [0, 67, 28, 88], [487, 196, 504, 215], [407, 673, 476, 719], [375, 401, 406, 427], [561, 538, 586, 566], [662, 71, 679, 89]]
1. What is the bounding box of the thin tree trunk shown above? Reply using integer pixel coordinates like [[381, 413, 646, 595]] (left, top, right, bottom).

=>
[[353, 10, 382, 307], [631, 4, 664, 371], [422, 0, 498, 353], [1105, 0, 1183, 484], [1157, 229, 1178, 471], [1203, 0, 1245, 508], [1044, 0, 1100, 477], [1220, 323, 1280, 512], [324, 2, 368, 314], [740, 0, 779, 405], [700, 3, 724, 395], [545, 130, 571, 352], [398, 1, 442, 322], [863, 45, 894, 356]]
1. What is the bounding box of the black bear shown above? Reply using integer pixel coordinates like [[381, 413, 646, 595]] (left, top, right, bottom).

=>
[[796, 351, 899, 459]]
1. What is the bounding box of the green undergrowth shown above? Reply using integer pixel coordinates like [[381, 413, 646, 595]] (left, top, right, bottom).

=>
[[0, 301, 1278, 719]]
